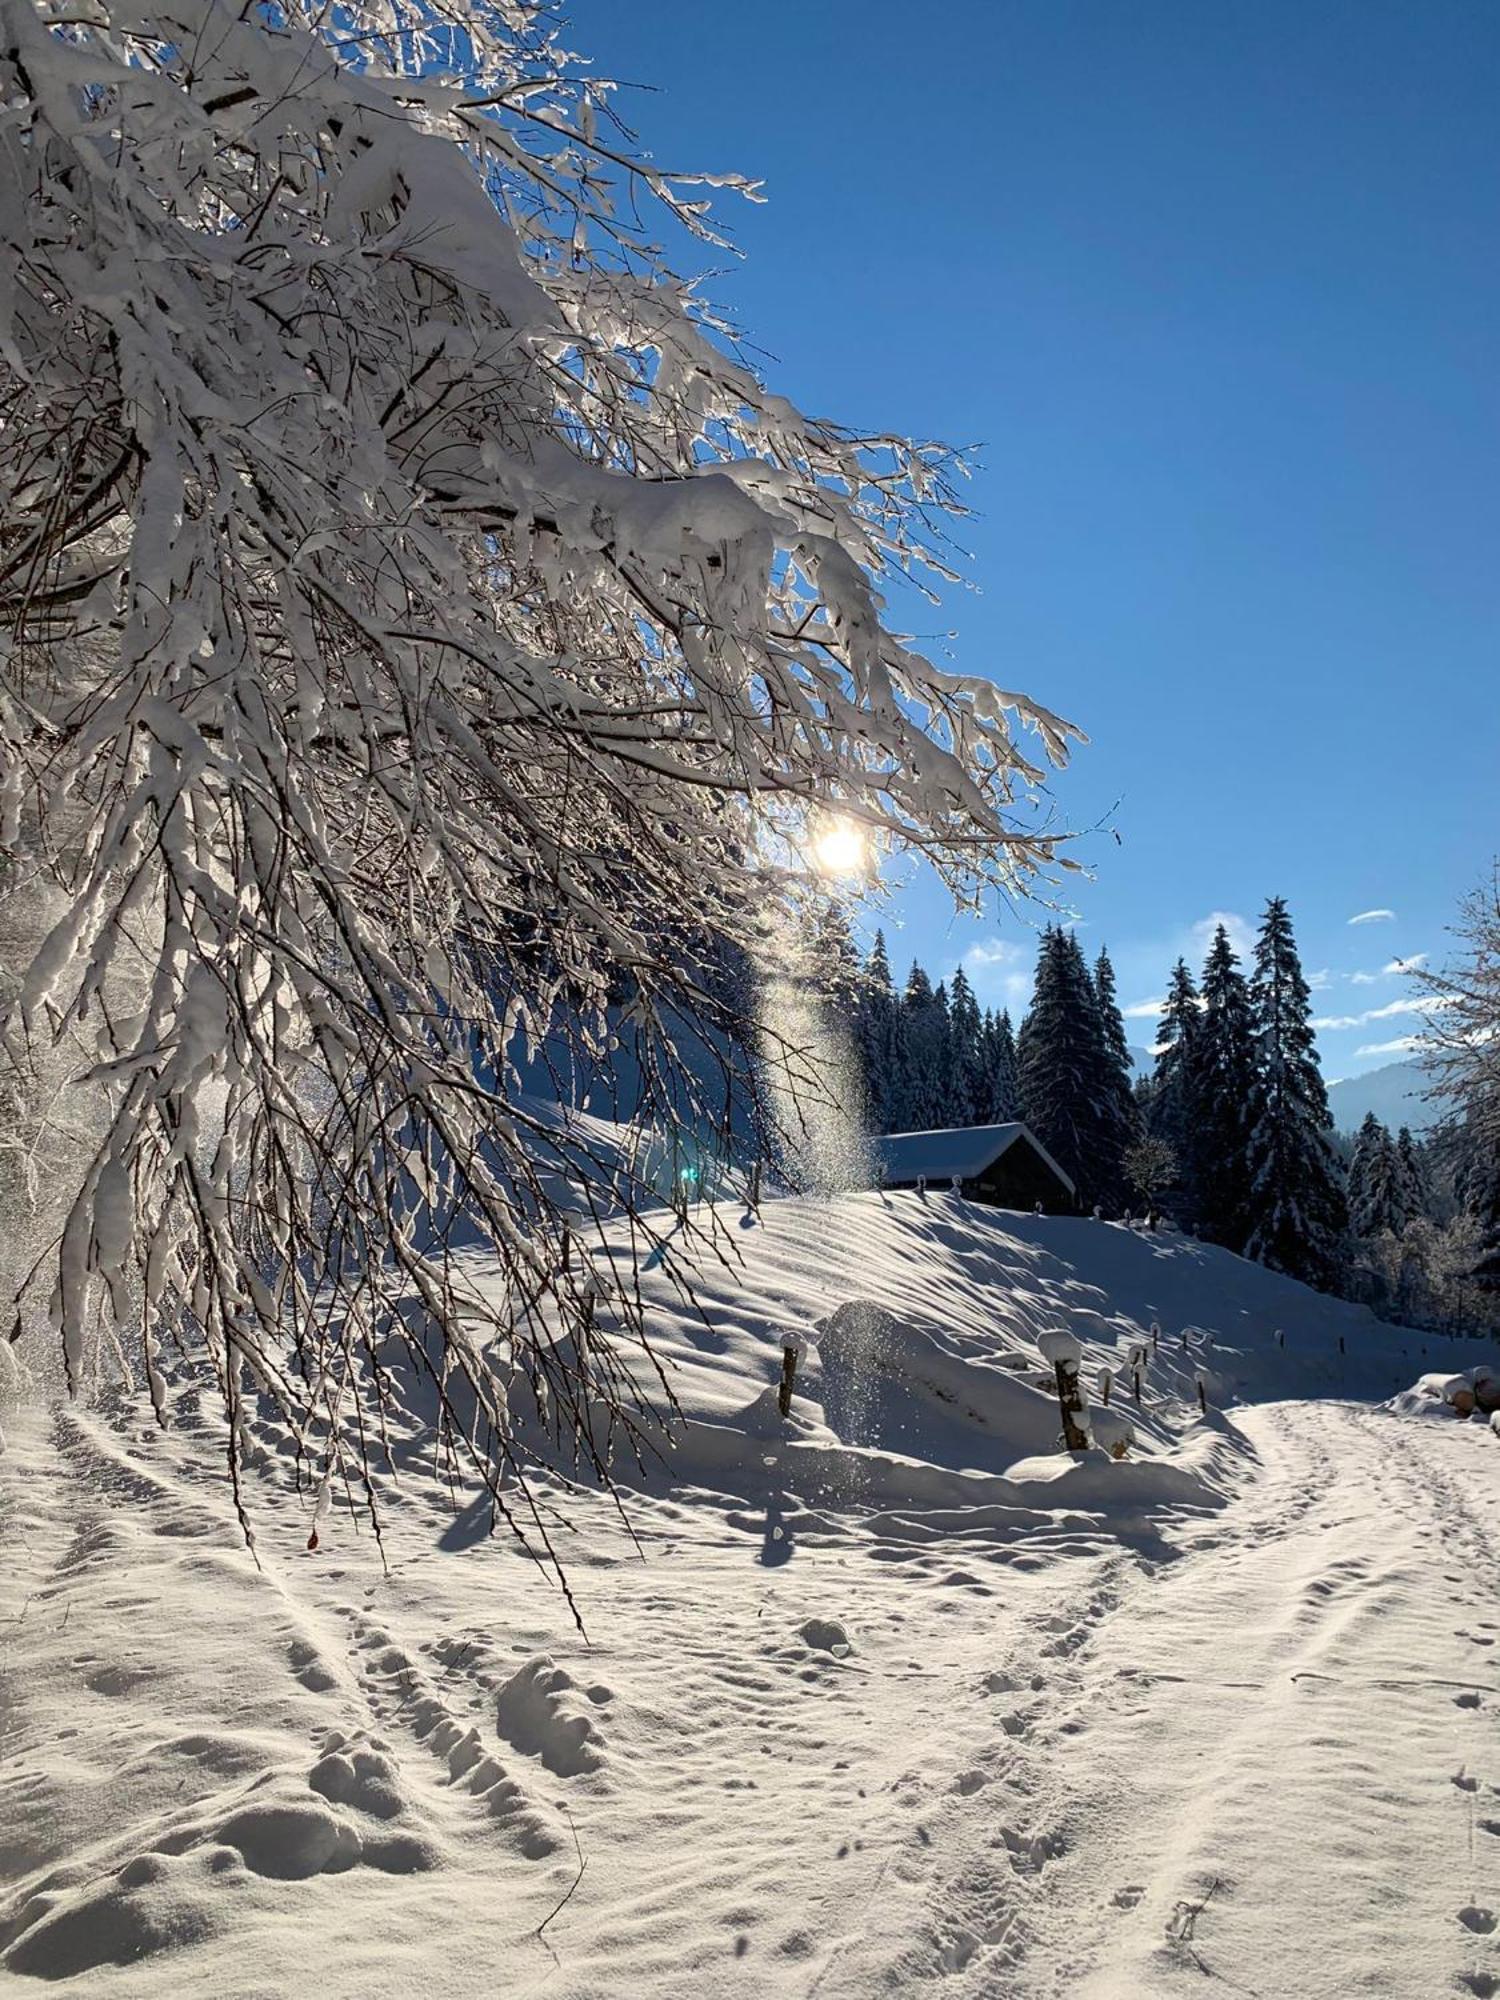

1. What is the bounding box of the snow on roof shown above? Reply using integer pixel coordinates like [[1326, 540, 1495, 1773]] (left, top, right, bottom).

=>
[[874, 1122, 1076, 1196]]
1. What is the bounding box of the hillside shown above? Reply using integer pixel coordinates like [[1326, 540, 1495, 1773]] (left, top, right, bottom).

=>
[[2, 1195, 1496, 1998], [1326, 1058, 1441, 1134]]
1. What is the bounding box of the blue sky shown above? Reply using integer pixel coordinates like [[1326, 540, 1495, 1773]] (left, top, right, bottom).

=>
[[569, 0, 1498, 1077]]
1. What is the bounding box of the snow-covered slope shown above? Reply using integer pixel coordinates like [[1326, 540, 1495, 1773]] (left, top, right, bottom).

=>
[[1, 1194, 1495, 1997]]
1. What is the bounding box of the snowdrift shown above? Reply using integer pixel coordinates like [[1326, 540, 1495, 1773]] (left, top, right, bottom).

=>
[[1, 1188, 1490, 1998], [405, 1188, 1482, 1554]]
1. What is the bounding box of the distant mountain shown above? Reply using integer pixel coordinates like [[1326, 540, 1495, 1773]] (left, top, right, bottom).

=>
[[1325, 1060, 1441, 1136], [1131, 1045, 1441, 1137]]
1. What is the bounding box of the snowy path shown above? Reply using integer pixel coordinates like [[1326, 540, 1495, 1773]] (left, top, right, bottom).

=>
[[947, 1401, 1500, 2000], [2, 1393, 1497, 1997]]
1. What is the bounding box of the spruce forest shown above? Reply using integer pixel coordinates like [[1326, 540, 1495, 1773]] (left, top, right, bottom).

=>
[[839, 897, 1494, 1333]]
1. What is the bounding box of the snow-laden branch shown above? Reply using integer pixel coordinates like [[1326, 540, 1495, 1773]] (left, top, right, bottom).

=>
[[0, 0, 1082, 1568]]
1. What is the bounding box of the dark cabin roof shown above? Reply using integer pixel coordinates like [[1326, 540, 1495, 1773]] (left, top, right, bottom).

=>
[[874, 1121, 1076, 1199]]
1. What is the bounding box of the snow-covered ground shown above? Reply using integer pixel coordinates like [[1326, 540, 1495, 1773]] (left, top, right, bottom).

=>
[[2, 1194, 1497, 1997]]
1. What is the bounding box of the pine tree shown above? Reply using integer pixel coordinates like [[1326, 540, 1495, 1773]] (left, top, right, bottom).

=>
[[1017, 927, 1114, 1207], [1350, 1116, 1407, 1239], [932, 982, 960, 1124], [853, 932, 902, 1133], [1092, 946, 1140, 1201], [901, 963, 953, 1129], [1149, 959, 1202, 1221], [984, 1009, 1021, 1123], [1395, 1126, 1431, 1222], [1346, 1111, 1385, 1227], [1243, 897, 1349, 1288], [1189, 925, 1258, 1250], [948, 967, 984, 1125]]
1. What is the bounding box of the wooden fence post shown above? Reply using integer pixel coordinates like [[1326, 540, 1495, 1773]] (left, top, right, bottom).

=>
[[1038, 1331, 1088, 1451], [777, 1332, 807, 1417]]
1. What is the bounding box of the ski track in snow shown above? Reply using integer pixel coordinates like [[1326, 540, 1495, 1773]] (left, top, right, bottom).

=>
[[1, 1199, 1496, 1998]]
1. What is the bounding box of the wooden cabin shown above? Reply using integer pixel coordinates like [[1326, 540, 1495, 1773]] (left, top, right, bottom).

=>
[[874, 1122, 1076, 1213]]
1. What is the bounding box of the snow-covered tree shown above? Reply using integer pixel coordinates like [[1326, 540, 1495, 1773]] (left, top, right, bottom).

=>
[[1188, 925, 1258, 1250], [1243, 897, 1347, 1288], [1018, 926, 1118, 1208], [1418, 865, 1500, 1114], [947, 967, 983, 1125], [1092, 946, 1140, 1194], [0, 0, 1080, 1550], [1350, 1117, 1410, 1240], [1418, 870, 1500, 1293], [1346, 1112, 1385, 1229], [1146, 960, 1198, 1210], [897, 964, 953, 1129], [1395, 1126, 1432, 1226], [1123, 1135, 1177, 1216], [981, 1007, 1021, 1124], [853, 933, 901, 1134]]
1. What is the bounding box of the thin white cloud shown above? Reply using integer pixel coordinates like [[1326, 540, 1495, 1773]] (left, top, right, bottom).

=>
[[1313, 995, 1452, 1032], [1347, 908, 1396, 926], [1350, 953, 1426, 985], [1355, 1035, 1423, 1058], [964, 938, 1025, 968], [1122, 998, 1166, 1021], [1307, 967, 1333, 992]]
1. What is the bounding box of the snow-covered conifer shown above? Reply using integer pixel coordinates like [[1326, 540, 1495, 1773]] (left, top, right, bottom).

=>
[[1243, 898, 1348, 1288], [1148, 958, 1201, 1222], [947, 967, 984, 1126], [1188, 926, 1258, 1250], [1018, 927, 1119, 1208], [982, 1008, 1021, 1124], [853, 933, 901, 1134]]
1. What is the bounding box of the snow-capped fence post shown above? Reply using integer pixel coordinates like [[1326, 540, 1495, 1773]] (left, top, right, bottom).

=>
[[1150, 1320, 1160, 1357], [1127, 1340, 1148, 1406], [777, 1332, 807, 1418], [951, 1175, 963, 1197], [1275, 1328, 1285, 1349], [747, 1159, 763, 1212], [1038, 1331, 1088, 1452], [1098, 1366, 1114, 1408], [917, 1174, 927, 1200], [1195, 1366, 1209, 1415]]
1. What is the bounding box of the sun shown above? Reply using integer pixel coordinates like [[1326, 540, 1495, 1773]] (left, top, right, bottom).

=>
[[811, 816, 869, 878]]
